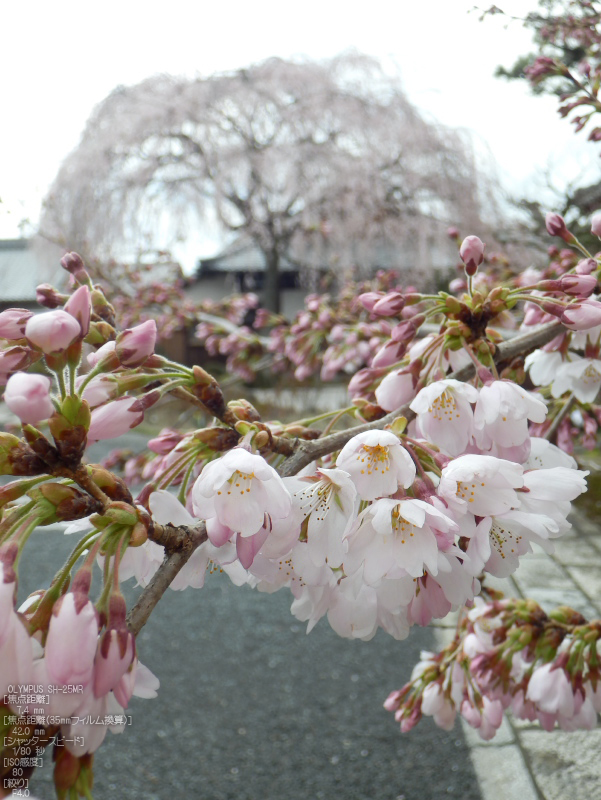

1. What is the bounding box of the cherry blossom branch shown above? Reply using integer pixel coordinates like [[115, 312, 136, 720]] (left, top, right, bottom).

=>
[[126, 521, 208, 636], [545, 392, 576, 443], [124, 320, 563, 637], [279, 320, 563, 477]]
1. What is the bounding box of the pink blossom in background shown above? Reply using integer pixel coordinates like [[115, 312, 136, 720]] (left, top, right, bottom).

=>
[[590, 211, 601, 237]]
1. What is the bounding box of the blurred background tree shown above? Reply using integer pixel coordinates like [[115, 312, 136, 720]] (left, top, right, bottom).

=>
[[39, 52, 488, 312]]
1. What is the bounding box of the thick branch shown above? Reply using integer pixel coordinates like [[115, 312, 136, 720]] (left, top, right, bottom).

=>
[[126, 521, 207, 636], [279, 320, 563, 477]]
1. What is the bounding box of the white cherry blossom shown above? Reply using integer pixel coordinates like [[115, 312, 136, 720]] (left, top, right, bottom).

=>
[[410, 379, 479, 456], [149, 489, 247, 589], [192, 447, 292, 536], [438, 454, 524, 517], [284, 466, 357, 568], [524, 349, 563, 387], [523, 437, 577, 470], [335, 430, 415, 500], [344, 498, 458, 582], [551, 356, 601, 403], [473, 380, 547, 450]]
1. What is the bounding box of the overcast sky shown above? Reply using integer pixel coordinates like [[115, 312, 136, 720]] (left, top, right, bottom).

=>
[[2, 0, 601, 267]]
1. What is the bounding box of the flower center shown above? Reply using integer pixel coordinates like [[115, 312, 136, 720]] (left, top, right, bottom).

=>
[[391, 508, 416, 543], [296, 480, 333, 522], [456, 480, 484, 503], [357, 444, 390, 476], [583, 363, 601, 384], [217, 470, 255, 496], [428, 390, 460, 421], [490, 521, 522, 559]]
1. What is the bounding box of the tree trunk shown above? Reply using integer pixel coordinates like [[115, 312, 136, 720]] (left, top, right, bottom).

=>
[[262, 249, 280, 314]]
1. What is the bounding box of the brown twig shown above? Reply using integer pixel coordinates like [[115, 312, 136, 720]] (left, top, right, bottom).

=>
[[126, 521, 207, 636], [544, 392, 576, 443], [57, 465, 112, 507]]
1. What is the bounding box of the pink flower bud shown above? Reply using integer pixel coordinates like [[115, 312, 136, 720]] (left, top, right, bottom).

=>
[[4, 372, 54, 424], [78, 375, 118, 408], [45, 592, 99, 688], [558, 274, 598, 296], [93, 628, 135, 698], [0, 346, 36, 374], [371, 339, 407, 368], [60, 252, 89, 282], [87, 397, 144, 443], [36, 283, 68, 309], [64, 285, 91, 337], [347, 368, 385, 396], [576, 258, 597, 275], [115, 320, 157, 367], [0, 308, 33, 339], [358, 292, 385, 312], [372, 292, 405, 316], [26, 310, 81, 353], [449, 277, 467, 293], [391, 315, 425, 343], [294, 364, 313, 381], [87, 340, 118, 369], [545, 212, 571, 240], [459, 235, 485, 276], [236, 527, 269, 569], [147, 428, 184, 455], [591, 212, 601, 238], [561, 298, 601, 330]]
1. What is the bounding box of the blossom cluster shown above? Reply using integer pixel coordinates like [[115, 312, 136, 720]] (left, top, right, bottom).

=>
[[1, 561, 158, 758], [134, 387, 586, 645], [386, 596, 601, 739]]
